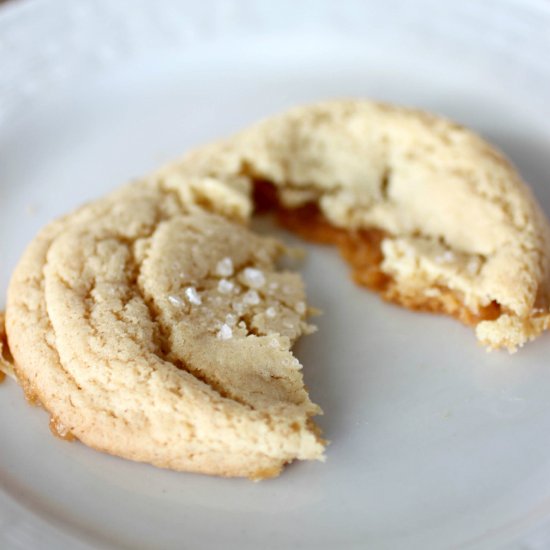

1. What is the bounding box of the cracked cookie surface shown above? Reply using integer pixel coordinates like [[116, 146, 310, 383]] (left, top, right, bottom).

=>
[[6, 182, 324, 478]]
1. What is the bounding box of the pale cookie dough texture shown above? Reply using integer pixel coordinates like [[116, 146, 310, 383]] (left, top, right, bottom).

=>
[[6, 183, 323, 478], [157, 100, 550, 351]]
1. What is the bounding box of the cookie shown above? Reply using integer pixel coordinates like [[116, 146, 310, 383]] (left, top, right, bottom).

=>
[[157, 100, 550, 351], [6, 182, 324, 478], [0, 312, 14, 381]]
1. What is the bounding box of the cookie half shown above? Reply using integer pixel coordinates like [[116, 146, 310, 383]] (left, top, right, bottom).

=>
[[6, 182, 324, 478], [158, 100, 550, 351]]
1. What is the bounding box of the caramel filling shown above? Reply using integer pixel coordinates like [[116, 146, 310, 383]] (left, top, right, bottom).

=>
[[253, 181, 501, 326]]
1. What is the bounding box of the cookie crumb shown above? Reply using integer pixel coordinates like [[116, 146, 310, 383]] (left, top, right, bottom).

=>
[[25, 203, 37, 216], [185, 287, 202, 305], [216, 257, 234, 277], [295, 302, 306, 314], [217, 323, 233, 340], [243, 267, 266, 288], [266, 306, 276, 318]]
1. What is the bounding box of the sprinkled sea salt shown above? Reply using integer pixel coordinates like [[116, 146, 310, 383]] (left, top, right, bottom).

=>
[[242, 289, 260, 306], [242, 267, 266, 288], [225, 313, 237, 326], [295, 301, 306, 314], [217, 323, 233, 340], [265, 306, 276, 318], [167, 294, 184, 307], [185, 287, 202, 305], [217, 278, 234, 294], [269, 282, 279, 291], [216, 257, 234, 277], [269, 338, 279, 348], [233, 301, 245, 315]]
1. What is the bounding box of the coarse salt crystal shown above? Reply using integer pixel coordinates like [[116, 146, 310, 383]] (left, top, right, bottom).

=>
[[265, 306, 276, 318], [269, 282, 279, 291], [242, 267, 266, 288], [295, 302, 306, 314], [225, 313, 237, 326], [217, 323, 233, 340], [218, 278, 234, 293], [185, 287, 202, 305], [167, 294, 184, 307], [243, 290, 260, 305], [233, 301, 245, 315], [269, 338, 279, 348], [216, 257, 234, 277]]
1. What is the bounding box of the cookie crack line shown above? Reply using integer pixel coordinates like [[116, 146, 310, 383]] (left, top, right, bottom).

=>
[[134, 272, 254, 411], [83, 222, 273, 411]]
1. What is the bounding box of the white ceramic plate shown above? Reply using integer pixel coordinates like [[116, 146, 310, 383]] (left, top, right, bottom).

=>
[[2, 1, 550, 548]]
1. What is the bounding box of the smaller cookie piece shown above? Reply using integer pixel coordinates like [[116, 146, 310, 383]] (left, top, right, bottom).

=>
[[6, 183, 324, 478]]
